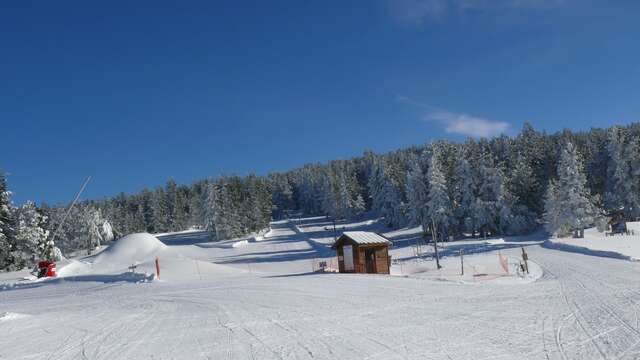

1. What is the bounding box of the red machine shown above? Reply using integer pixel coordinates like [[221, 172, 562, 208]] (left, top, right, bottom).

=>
[[36, 261, 56, 278]]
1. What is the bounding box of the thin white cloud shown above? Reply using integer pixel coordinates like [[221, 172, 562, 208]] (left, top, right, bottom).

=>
[[396, 95, 510, 137], [389, 0, 566, 26], [390, 0, 448, 25], [425, 110, 510, 138]]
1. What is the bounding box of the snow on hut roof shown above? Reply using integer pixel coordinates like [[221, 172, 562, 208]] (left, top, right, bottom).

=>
[[334, 231, 392, 247]]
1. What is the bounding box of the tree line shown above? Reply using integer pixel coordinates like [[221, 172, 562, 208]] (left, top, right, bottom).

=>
[[2, 122, 640, 270]]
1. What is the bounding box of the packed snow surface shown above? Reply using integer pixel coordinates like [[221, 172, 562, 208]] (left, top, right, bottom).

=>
[[2, 217, 640, 359]]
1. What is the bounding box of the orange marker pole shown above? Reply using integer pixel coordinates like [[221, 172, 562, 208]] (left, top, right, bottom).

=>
[[155, 257, 160, 279]]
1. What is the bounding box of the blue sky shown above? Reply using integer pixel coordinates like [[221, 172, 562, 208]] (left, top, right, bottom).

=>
[[2, 0, 640, 205]]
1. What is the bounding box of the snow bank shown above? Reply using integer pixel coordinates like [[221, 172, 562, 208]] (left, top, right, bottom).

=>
[[232, 240, 250, 248], [260, 228, 275, 239], [545, 222, 640, 261], [94, 233, 167, 267]]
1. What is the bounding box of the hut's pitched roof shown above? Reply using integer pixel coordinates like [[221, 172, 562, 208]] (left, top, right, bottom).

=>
[[332, 231, 391, 249]]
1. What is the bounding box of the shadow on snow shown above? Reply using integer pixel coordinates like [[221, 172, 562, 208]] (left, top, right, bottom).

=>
[[0, 272, 153, 292]]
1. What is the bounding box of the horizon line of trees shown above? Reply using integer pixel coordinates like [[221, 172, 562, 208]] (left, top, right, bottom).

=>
[[2, 122, 640, 271]]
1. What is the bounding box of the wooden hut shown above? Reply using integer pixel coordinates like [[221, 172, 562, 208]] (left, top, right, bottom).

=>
[[332, 231, 391, 274]]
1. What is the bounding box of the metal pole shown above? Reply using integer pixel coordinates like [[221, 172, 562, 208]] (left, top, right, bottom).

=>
[[49, 176, 91, 258], [460, 249, 464, 276]]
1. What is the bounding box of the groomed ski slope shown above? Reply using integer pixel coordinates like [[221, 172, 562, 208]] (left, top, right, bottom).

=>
[[2, 218, 640, 359]]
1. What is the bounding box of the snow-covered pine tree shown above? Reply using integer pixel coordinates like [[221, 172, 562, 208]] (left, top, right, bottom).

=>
[[543, 180, 561, 235], [268, 173, 294, 219], [369, 159, 403, 227], [165, 179, 178, 231], [124, 196, 146, 234], [405, 154, 428, 228], [138, 188, 155, 232], [498, 187, 537, 235], [203, 182, 218, 237], [451, 155, 475, 236], [515, 122, 547, 213], [501, 153, 538, 234], [101, 217, 114, 243], [353, 193, 366, 216], [174, 185, 190, 231], [336, 172, 351, 219], [0, 172, 18, 270], [329, 167, 364, 220], [507, 153, 538, 213], [291, 165, 323, 216], [604, 127, 640, 218], [552, 142, 599, 237], [319, 170, 337, 218], [81, 205, 104, 255], [345, 165, 366, 218], [206, 178, 244, 240], [341, 172, 355, 219], [604, 126, 626, 212], [187, 181, 207, 229], [626, 138, 640, 218], [426, 151, 452, 240], [470, 151, 503, 237], [14, 201, 50, 266], [246, 175, 272, 232], [151, 187, 170, 233]]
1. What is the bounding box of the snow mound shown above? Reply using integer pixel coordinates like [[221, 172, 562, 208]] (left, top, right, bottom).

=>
[[56, 259, 92, 277], [95, 233, 167, 266]]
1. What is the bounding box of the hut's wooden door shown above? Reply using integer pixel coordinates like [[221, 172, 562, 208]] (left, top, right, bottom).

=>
[[343, 245, 354, 271], [365, 248, 376, 273]]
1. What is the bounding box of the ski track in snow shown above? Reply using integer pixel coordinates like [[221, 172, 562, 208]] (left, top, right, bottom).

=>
[[2, 220, 640, 359]]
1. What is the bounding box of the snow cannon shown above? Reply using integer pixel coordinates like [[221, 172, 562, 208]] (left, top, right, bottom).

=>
[[36, 261, 56, 278]]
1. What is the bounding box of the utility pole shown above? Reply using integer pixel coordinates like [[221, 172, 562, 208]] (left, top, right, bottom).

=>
[[431, 218, 441, 269], [332, 218, 338, 243]]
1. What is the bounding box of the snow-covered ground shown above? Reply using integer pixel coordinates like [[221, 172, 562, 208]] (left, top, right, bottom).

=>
[[547, 221, 640, 260], [2, 217, 640, 359]]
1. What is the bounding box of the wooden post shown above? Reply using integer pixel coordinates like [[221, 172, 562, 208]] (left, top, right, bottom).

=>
[[460, 249, 464, 276], [521, 247, 529, 274], [155, 257, 160, 279]]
